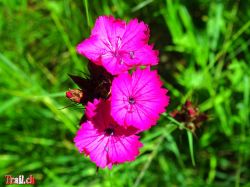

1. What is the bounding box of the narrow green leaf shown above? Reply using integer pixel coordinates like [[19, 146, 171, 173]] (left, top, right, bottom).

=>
[[187, 130, 195, 166], [84, 0, 91, 30], [132, 0, 154, 12]]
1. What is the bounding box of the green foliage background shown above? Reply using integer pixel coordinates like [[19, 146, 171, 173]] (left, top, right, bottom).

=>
[[0, 0, 250, 186]]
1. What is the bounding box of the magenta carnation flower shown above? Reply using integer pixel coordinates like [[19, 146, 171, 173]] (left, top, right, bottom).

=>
[[111, 68, 169, 131], [74, 99, 143, 169], [77, 15, 158, 75]]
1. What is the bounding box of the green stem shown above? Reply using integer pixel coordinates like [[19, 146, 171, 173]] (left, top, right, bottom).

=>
[[163, 113, 187, 130]]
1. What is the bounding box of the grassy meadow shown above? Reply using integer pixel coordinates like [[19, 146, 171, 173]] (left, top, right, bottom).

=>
[[0, 0, 250, 186]]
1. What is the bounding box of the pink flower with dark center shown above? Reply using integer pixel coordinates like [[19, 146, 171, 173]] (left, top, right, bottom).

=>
[[77, 15, 158, 75], [74, 99, 143, 169], [111, 68, 169, 131]]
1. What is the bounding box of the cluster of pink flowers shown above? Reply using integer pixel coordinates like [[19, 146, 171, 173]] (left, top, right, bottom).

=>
[[72, 15, 169, 169]]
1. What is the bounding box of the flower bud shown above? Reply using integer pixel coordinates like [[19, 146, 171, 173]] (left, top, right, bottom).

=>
[[171, 100, 208, 133], [66, 89, 84, 103]]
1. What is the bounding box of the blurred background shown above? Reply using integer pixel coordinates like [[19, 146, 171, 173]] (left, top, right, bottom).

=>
[[0, 0, 250, 186]]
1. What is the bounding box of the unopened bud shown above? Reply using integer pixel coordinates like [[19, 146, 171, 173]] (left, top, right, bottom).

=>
[[171, 100, 208, 133], [66, 89, 84, 103]]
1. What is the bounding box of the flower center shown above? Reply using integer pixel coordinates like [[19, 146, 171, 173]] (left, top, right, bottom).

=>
[[104, 127, 114, 136], [129, 51, 135, 59], [128, 97, 136, 105], [113, 50, 120, 57], [113, 36, 122, 56]]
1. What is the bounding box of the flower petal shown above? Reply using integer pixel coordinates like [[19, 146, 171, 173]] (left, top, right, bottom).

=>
[[111, 68, 169, 130], [77, 16, 158, 74], [76, 35, 106, 65], [91, 16, 126, 47], [121, 18, 150, 48], [121, 44, 159, 67], [74, 99, 143, 169], [101, 55, 129, 75], [77, 16, 126, 66], [108, 135, 143, 163]]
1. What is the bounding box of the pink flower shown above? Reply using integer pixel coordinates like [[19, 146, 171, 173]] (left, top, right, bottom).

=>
[[74, 99, 143, 169], [77, 15, 158, 75], [111, 68, 169, 131]]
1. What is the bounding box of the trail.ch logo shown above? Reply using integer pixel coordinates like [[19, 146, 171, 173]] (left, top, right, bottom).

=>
[[5, 175, 35, 185]]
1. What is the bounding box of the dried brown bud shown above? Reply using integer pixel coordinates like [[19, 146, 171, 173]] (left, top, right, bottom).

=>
[[66, 89, 84, 103]]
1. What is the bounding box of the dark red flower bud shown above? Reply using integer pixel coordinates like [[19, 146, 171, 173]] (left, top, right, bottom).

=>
[[171, 100, 208, 133]]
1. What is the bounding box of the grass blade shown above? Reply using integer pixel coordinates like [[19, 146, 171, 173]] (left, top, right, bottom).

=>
[[187, 130, 195, 166]]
